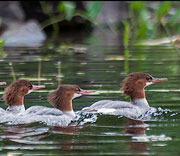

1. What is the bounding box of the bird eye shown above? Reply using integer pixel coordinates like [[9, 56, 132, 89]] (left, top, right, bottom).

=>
[[146, 77, 152, 81], [76, 88, 80, 92], [28, 84, 32, 89]]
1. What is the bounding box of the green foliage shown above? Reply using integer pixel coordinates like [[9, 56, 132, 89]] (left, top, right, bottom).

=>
[[40, 1, 180, 48], [124, 49, 129, 74], [123, 21, 129, 48], [40, 1, 60, 35], [0, 39, 7, 57], [169, 8, 180, 26], [137, 8, 153, 38], [86, 1, 102, 21], [41, 1, 102, 31], [57, 1, 102, 22], [129, 1, 153, 39], [58, 1, 76, 21], [0, 18, 5, 50], [155, 2, 171, 20], [123, 20, 129, 73], [0, 39, 4, 50], [129, 1, 180, 41], [129, 1, 145, 12]]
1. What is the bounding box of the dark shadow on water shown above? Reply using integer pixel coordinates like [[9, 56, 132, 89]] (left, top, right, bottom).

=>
[[123, 118, 148, 152]]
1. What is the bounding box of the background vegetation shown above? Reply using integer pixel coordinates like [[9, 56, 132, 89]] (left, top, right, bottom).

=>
[[39, 1, 180, 41]]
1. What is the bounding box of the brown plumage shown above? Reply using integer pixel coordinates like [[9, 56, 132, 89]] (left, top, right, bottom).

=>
[[3, 79, 33, 106], [48, 84, 81, 111], [120, 72, 153, 99]]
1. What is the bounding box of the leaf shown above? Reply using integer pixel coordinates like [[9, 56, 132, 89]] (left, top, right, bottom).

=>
[[136, 8, 152, 39], [169, 8, 180, 26], [86, 1, 102, 21], [57, 2, 65, 13], [123, 21, 129, 47], [129, 1, 145, 12], [64, 1, 76, 21], [58, 1, 76, 21], [155, 2, 171, 19], [0, 39, 5, 49]]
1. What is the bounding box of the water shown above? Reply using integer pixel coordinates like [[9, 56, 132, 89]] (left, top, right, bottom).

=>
[[0, 32, 180, 156]]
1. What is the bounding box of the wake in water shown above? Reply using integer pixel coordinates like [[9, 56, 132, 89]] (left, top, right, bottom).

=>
[[137, 107, 178, 121], [72, 111, 98, 126], [0, 106, 73, 127], [0, 105, 178, 127], [0, 106, 98, 127]]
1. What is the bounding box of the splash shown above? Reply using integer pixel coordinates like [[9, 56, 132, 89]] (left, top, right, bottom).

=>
[[74, 111, 98, 126], [138, 106, 178, 121]]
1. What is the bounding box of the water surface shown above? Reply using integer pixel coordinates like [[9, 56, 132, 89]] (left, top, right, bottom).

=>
[[0, 32, 180, 156]]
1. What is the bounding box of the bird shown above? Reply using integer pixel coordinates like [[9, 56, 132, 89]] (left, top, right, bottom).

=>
[[82, 72, 167, 120], [21, 84, 96, 127], [2, 79, 45, 114]]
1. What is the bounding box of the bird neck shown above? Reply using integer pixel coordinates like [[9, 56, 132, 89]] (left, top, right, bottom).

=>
[[57, 99, 73, 112], [6, 105, 25, 113], [131, 98, 150, 108], [10, 96, 24, 106], [130, 89, 146, 101]]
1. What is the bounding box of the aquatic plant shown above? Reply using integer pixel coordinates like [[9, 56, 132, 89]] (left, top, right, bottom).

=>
[[0, 39, 4, 51], [9, 62, 16, 81], [0, 39, 7, 57], [129, 1, 180, 40], [123, 20, 129, 73], [123, 20, 129, 48], [40, 1, 102, 31]]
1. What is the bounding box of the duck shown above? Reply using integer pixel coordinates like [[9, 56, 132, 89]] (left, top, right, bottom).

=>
[[2, 79, 45, 114], [82, 72, 167, 120], [22, 84, 96, 127]]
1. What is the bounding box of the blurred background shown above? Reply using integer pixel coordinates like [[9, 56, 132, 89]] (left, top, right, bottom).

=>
[[0, 1, 180, 156], [0, 1, 180, 48]]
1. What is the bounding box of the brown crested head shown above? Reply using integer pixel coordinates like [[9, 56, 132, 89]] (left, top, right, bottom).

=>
[[48, 84, 82, 110], [3, 79, 33, 106], [120, 72, 167, 99], [120, 72, 153, 97]]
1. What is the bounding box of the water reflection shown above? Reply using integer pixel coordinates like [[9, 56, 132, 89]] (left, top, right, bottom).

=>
[[123, 118, 148, 152], [0, 34, 179, 155], [123, 118, 146, 135], [0, 113, 174, 156], [51, 126, 85, 150], [123, 117, 172, 155], [1, 124, 50, 143], [0, 122, 86, 152], [52, 125, 83, 135]]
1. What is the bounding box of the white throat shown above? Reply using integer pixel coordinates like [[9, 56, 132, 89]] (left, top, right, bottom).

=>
[[6, 105, 25, 114], [145, 82, 153, 87], [131, 98, 150, 109], [72, 93, 82, 99], [27, 89, 33, 95]]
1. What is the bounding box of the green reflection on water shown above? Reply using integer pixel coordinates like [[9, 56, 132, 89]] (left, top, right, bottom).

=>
[[0, 33, 179, 156]]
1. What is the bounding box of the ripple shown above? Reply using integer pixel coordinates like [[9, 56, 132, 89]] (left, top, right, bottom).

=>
[[132, 134, 172, 142]]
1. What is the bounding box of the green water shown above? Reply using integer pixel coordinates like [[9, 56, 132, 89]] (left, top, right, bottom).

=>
[[0, 33, 180, 156]]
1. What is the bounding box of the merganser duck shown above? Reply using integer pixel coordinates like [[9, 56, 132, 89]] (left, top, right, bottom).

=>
[[82, 72, 167, 119], [23, 84, 96, 126], [2, 79, 45, 114]]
